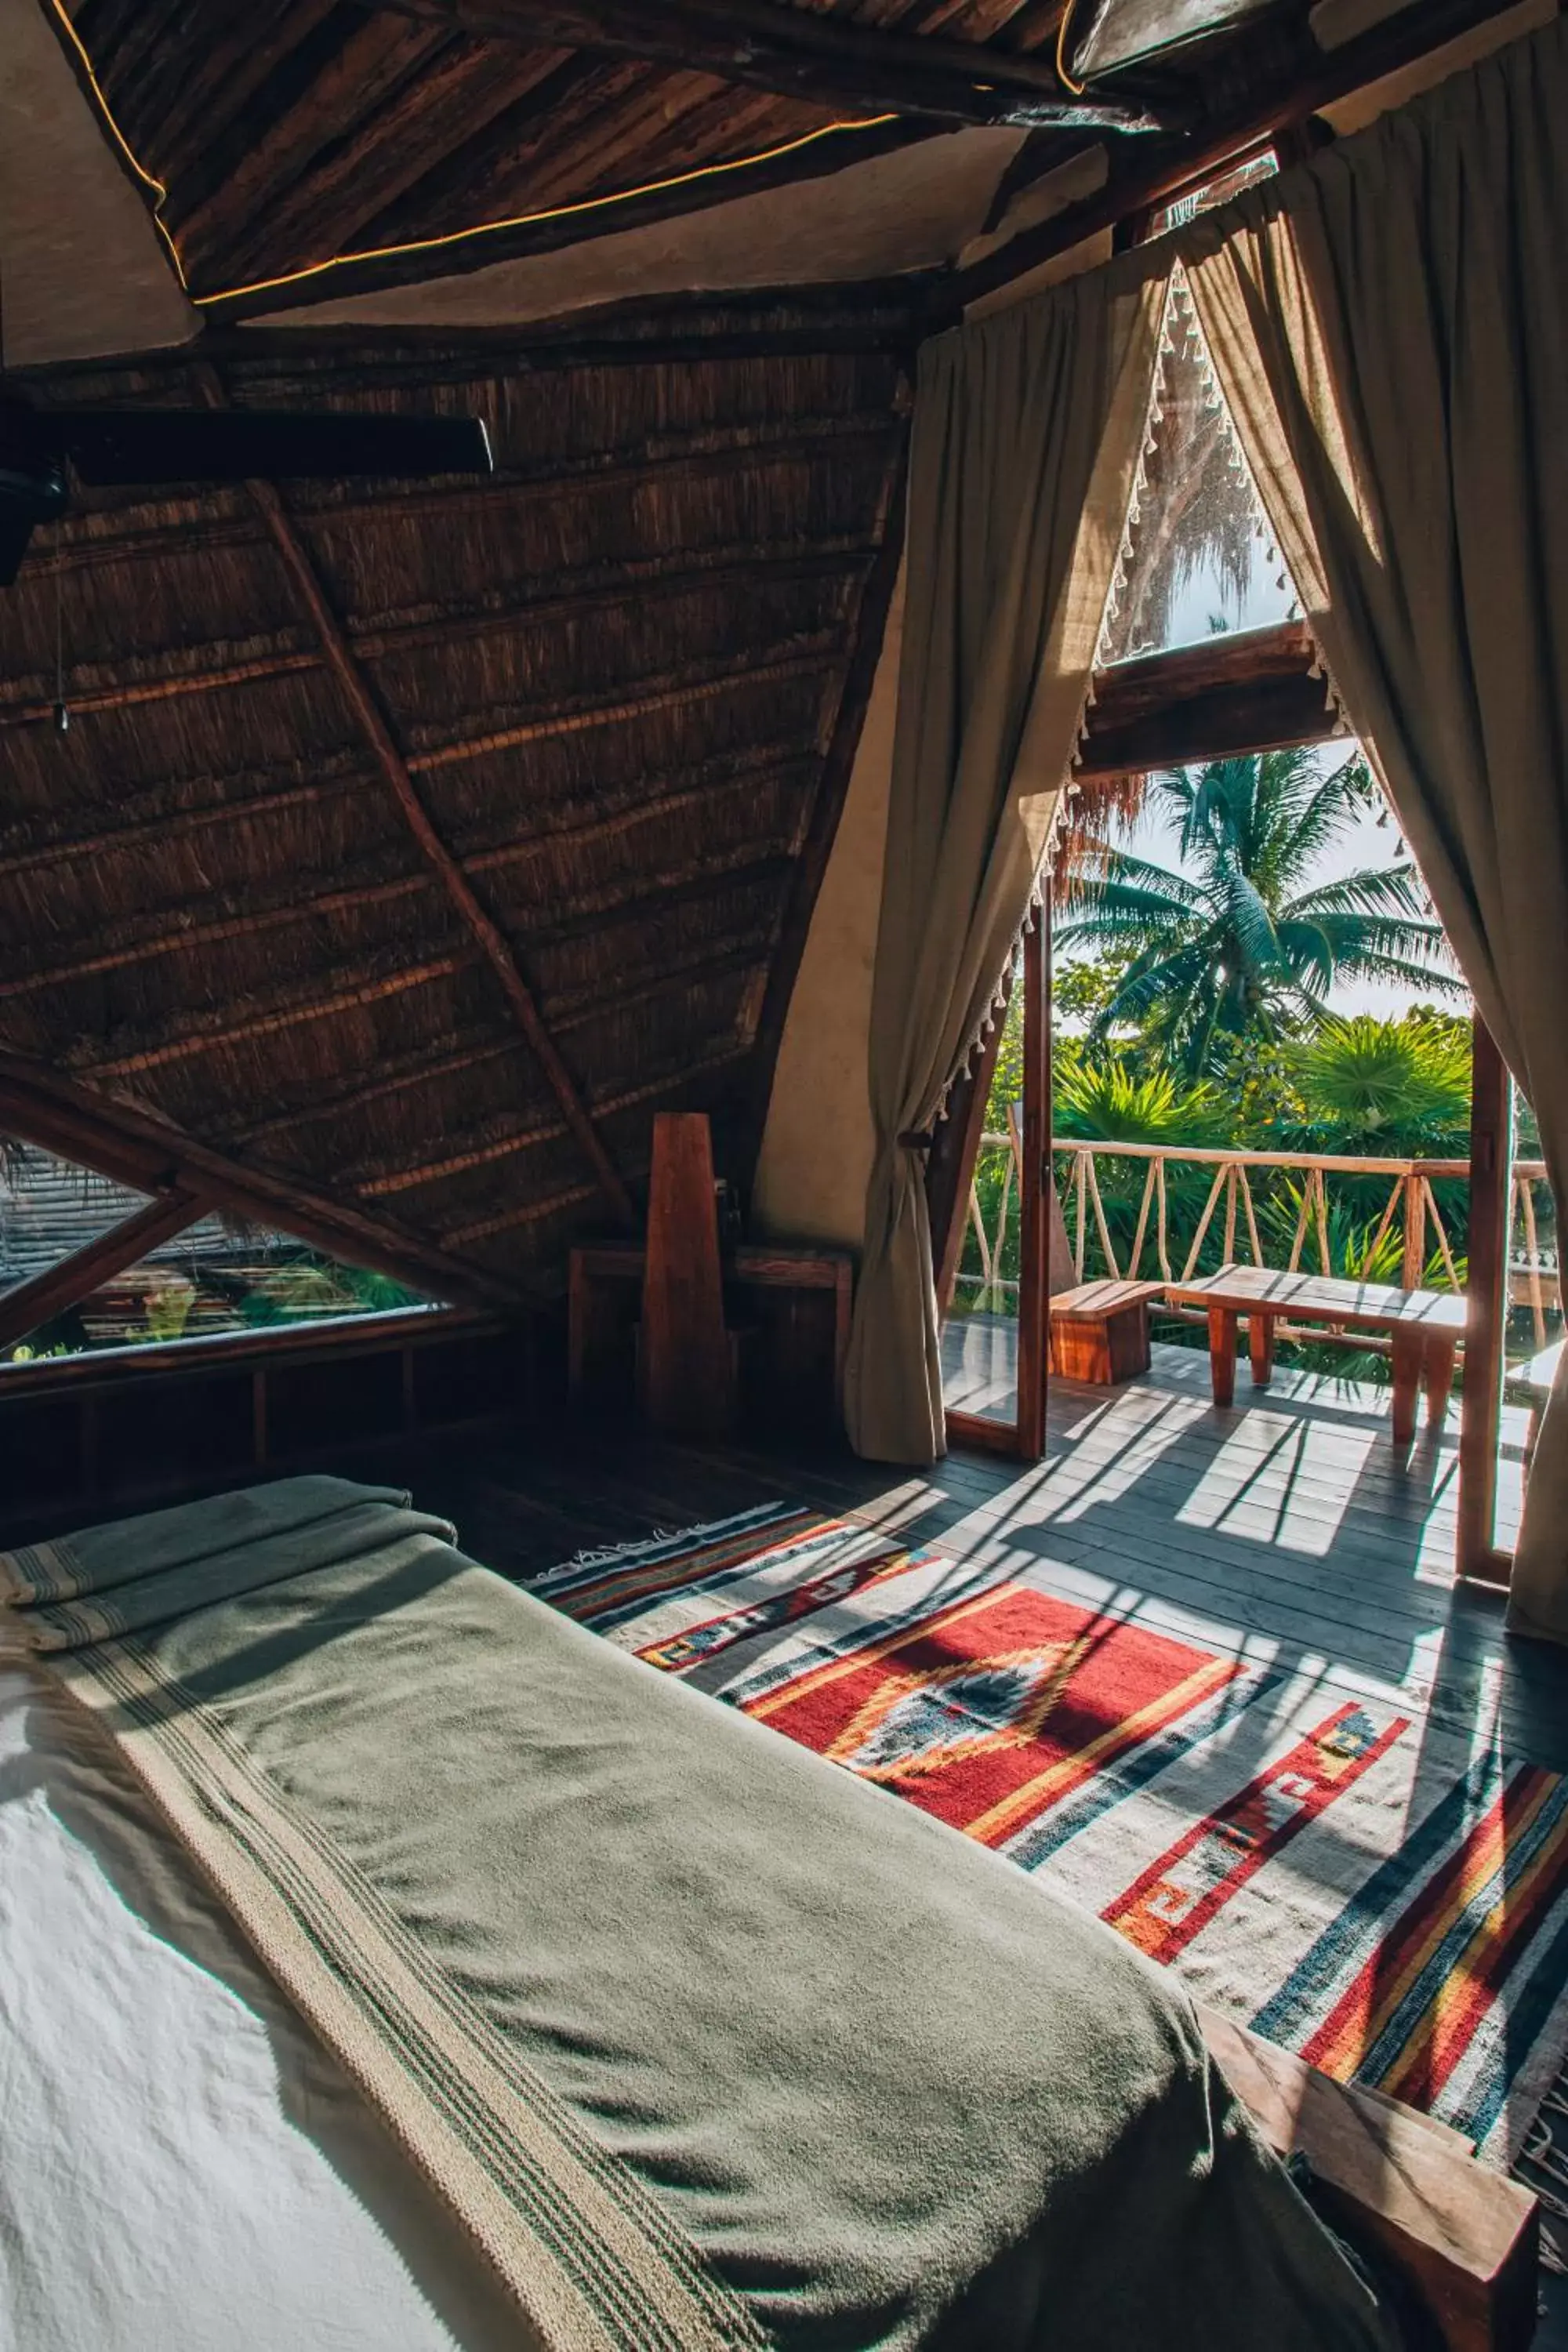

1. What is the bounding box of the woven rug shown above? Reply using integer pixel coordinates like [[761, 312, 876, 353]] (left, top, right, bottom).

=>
[[532, 1504, 1568, 2169]]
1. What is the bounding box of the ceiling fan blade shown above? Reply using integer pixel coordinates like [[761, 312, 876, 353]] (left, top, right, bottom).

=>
[[0, 508, 36, 586], [59, 408, 494, 488]]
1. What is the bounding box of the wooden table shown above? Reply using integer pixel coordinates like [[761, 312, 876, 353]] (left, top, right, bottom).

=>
[[568, 1240, 853, 1429], [1163, 1265, 1468, 1446]]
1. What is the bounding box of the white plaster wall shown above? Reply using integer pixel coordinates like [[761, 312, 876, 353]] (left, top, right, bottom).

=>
[[750, 563, 905, 1249], [0, 0, 196, 365]]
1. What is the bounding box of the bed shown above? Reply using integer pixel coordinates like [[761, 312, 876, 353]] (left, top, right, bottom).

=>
[[0, 1476, 1407, 2351]]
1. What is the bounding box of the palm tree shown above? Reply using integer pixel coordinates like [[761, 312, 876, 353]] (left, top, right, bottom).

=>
[[1057, 747, 1464, 1076]]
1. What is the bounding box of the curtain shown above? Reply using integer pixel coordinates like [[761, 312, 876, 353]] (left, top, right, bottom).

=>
[[1180, 14, 1568, 1637], [844, 260, 1167, 1464]]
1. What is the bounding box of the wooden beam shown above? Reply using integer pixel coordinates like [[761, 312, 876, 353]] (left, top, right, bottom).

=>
[[356, 0, 1167, 129], [0, 632, 839, 777], [1459, 1016, 1512, 1586], [19, 405, 902, 585], [1199, 2005, 1537, 2352], [1076, 621, 1336, 781], [0, 1189, 211, 1353], [955, 0, 1539, 308], [0, 1302, 503, 1402], [741, 430, 910, 1185], [0, 1050, 523, 1311], [191, 367, 636, 1230]]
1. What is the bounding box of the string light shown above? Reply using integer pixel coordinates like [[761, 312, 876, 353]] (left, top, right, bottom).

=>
[[43, 0, 896, 312], [1054, 0, 1088, 100]]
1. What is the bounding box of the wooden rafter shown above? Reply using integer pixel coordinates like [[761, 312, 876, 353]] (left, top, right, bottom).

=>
[[191, 366, 636, 1230], [359, 0, 1166, 130], [0, 1051, 524, 1311], [955, 0, 1541, 308], [0, 1189, 212, 1355]]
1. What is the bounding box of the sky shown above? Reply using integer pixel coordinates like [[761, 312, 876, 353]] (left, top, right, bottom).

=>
[[1067, 536, 1466, 1025]]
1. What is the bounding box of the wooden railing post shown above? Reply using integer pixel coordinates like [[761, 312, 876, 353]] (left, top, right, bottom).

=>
[[1402, 1169, 1427, 1290]]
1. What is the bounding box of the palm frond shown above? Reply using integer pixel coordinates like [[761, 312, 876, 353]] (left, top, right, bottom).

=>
[[1284, 862, 1434, 923]]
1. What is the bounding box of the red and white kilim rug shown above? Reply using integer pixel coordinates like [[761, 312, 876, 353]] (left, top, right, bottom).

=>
[[533, 1504, 1568, 2166]]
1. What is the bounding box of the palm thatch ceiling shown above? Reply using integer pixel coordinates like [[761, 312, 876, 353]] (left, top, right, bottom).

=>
[[0, 295, 913, 1302], [0, 0, 1538, 1312]]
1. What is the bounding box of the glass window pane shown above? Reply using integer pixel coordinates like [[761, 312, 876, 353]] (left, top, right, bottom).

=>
[[941, 962, 1024, 1428], [1099, 271, 1300, 665], [1, 1142, 152, 1301], [2, 1141, 432, 1367]]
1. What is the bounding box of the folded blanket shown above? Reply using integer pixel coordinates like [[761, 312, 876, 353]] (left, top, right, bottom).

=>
[[47, 1516, 1399, 2352], [5, 1498, 454, 1651], [0, 1475, 408, 1608]]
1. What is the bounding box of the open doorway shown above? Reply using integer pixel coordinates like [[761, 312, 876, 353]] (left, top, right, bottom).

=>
[[930, 227, 1535, 1591]]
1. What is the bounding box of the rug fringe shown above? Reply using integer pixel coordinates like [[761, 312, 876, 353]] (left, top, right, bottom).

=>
[[528, 1503, 791, 1587]]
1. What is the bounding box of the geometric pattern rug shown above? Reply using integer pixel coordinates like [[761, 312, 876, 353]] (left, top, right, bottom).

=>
[[532, 1502, 1568, 2169]]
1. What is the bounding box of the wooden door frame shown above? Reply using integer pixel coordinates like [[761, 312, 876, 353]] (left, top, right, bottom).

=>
[[927, 624, 1517, 1561], [1458, 1018, 1513, 1588], [942, 903, 1049, 1462]]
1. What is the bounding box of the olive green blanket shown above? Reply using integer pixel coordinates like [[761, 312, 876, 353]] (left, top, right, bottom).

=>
[[26, 1481, 1399, 2351]]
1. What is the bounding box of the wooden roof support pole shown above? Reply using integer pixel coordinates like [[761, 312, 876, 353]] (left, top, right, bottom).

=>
[[366, 0, 1163, 129], [192, 368, 635, 1232], [0, 1189, 211, 1354]]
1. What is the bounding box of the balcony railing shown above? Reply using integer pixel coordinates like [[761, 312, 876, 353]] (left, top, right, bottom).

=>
[[957, 1118, 1559, 1358]]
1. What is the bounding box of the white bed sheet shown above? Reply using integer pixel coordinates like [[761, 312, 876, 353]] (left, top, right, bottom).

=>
[[0, 1661, 521, 2352]]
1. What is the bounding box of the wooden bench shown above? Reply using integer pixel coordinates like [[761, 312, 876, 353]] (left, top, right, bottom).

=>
[[1163, 1264, 1468, 1446], [1047, 1278, 1166, 1385]]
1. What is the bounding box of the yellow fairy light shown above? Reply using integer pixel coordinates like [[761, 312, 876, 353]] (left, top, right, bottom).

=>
[[43, 0, 897, 314]]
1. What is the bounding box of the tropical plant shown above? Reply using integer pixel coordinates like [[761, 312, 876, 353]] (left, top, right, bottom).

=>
[[1288, 1011, 1472, 1157], [1054, 1058, 1232, 1147], [1057, 746, 1464, 1075]]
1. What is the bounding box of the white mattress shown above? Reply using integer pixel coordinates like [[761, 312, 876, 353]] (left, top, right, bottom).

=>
[[0, 1660, 519, 2352]]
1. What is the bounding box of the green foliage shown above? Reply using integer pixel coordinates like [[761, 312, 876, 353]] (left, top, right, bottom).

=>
[[983, 984, 1025, 1133], [1053, 953, 1134, 1034], [1287, 1011, 1472, 1156], [1057, 748, 1464, 1076], [143, 1274, 195, 1343], [1054, 1058, 1232, 1147]]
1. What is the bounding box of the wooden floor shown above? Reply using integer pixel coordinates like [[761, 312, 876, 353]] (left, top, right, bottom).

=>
[[398, 1338, 1558, 1770]]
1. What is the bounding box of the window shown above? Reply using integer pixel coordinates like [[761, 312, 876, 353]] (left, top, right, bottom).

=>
[[1100, 268, 1300, 665], [1, 1139, 430, 1367]]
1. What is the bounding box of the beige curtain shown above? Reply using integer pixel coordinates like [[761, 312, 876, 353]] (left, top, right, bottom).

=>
[[844, 260, 1167, 1464], [1181, 14, 1568, 1636]]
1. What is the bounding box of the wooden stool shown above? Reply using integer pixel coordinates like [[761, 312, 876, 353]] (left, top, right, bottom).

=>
[[1049, 1279, 1165, 1385]]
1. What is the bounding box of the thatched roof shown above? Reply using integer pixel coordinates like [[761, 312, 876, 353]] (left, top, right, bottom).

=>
[[67, 0, 1059, 314], [0, 291, 913, 1301], [0, 0, 1534, 1316]]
